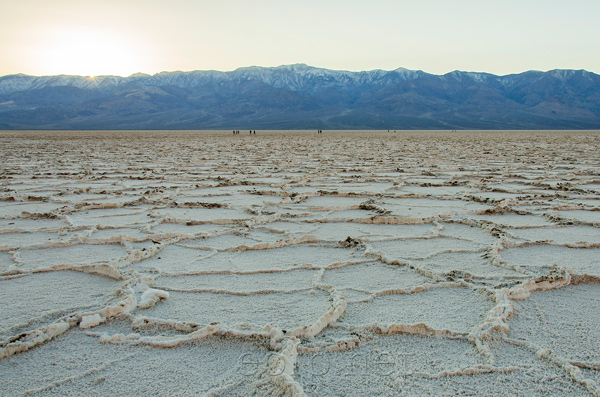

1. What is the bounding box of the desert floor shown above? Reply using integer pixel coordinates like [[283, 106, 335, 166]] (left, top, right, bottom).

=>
[[1, 130, 600, 395]]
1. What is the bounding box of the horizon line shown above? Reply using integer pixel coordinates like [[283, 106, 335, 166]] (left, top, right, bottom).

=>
[[0, 64, 595, 80]]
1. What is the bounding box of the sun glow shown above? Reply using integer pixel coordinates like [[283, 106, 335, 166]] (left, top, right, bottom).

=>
[[36, 28, 146, 77]]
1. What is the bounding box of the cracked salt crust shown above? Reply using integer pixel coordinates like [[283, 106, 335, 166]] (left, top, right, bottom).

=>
[[2, 130, 600, 395]]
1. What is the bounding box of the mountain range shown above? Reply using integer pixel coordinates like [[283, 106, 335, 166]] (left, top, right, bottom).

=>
[[1, 64, 599, 130]]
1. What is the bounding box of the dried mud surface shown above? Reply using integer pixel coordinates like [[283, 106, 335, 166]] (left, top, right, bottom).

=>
[[1, 130, 600, 396]]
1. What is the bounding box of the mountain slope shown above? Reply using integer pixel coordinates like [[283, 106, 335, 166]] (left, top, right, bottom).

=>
[[0, 64, 599, 129]]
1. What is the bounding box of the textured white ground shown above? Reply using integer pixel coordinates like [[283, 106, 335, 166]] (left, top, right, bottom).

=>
[[1, 130, 600, 396]]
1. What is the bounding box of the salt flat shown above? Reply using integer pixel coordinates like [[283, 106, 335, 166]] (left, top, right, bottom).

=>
[[0, 130, 599, 396]]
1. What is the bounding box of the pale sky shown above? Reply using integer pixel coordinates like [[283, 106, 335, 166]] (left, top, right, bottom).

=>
[[1, 0, 598, 77]]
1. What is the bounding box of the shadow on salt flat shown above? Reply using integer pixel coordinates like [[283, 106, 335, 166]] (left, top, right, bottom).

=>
[[403, 177, 451, 185], [0, 328, 269, 396], [321, 262, 430, 293], [489, 339, 594, 395], [173, 193, 282, 207], [568, 198, 600, 209], [0, 218, 68, 232], [178, 234, 277, 251], [152, 207, 253, 223], [54, 194, 142, 206], [0, 231, 75, 249], [294, 196, 366, 209], [455, 213, 555, 228], [0, 252, 14, 273], [342, 223, 437, 240], [302, 332, 586, 394], [181, 229, 287, 248], [154, 269, 316, 293], [256, 221, 320, 238], [580, 368, 600, 393], [312, 209, 381, 221], [467, 191, 529, 202], [509, 283, 600, 363], [402, 365, 590, 396], [507, 225, 600, 245], [95, 194, 164, 204], [575, 183, 600, 193], [342, 287, 492, 334], [295, 334, 587, 396], [180, 185, 260, 196], [289, 182, 395, 195], [0, 202, 67, 218], [0, 271, 119, 336], [139, 289, 332, 331], [135, 244, 365, 274], [412, 252, 525, 279], [85, 227, 150, 242], [485, 183, 547, 194], [66, 208, 153, 229], [558, 210, 600, 225], [296, 335, 478, 395], [438, 223, 499, 245], [302, 222, 437, 243], [17, 244, 128, 271], [147, 222, 231, 237], [369, 237, 485, 261], [131, 245, 219, 274], [380, 198, 490, 219], [500, 245, 600, 276], [394, 185, 472, 196], [511, 202, 561, 216], [334, 289, 373, 302]]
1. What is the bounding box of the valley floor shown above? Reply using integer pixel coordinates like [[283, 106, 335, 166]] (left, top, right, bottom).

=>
[[1, 130, 600, 395]]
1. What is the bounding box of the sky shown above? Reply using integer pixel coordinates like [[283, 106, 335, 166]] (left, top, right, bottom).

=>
[[1, 0, 599, 77]]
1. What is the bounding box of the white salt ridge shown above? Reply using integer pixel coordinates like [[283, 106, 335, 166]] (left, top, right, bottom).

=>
[[80, 314, 105, 329], [137, 288, 169, 309], [2, 130, 600, 395]]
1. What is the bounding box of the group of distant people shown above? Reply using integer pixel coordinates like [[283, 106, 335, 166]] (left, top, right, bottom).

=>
[[231, 130, 329, 134]]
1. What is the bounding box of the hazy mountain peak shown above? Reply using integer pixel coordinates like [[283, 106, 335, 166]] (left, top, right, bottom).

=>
[[276, 63, 312, 70]]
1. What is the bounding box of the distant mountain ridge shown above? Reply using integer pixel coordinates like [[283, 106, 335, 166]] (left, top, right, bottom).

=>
[[1, 64, 599, 129]]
